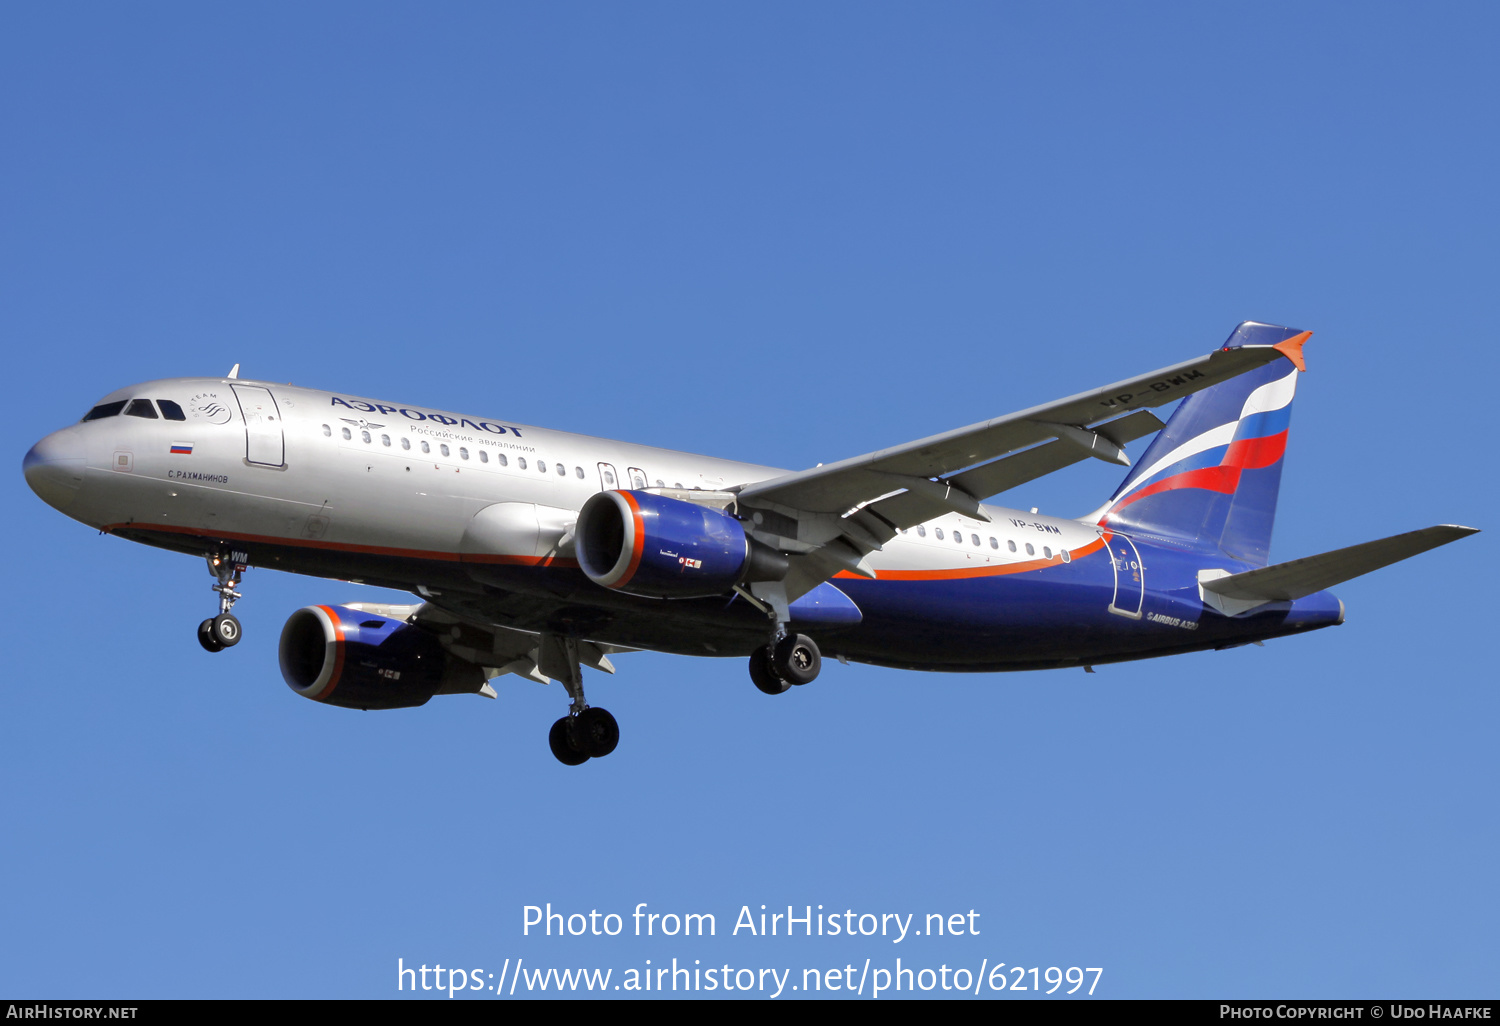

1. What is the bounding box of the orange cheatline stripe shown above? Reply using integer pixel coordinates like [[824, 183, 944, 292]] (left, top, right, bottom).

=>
[[833, 534, 1109, 581], [460, 553, 581, 568], [110, 522, 1114, 586], [112, 523, 579, 569], [105, 522, 464, 562]]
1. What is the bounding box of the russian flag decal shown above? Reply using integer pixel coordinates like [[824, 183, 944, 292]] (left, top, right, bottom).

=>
[[170, 442, 193, 455]]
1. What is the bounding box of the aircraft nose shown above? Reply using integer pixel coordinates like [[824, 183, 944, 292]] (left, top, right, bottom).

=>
[[23, 428, 87, 512]]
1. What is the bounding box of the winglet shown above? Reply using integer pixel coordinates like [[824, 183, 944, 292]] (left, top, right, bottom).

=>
[[227, 363, 240, 379], [1271, 331, 1311, 373], [1218, 322, 1311, 372]]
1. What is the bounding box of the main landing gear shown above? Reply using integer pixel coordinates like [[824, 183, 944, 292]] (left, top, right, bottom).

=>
[[197, 552, 247, 653], [749, 632, 822, 695], [540, 634, 620, 766]]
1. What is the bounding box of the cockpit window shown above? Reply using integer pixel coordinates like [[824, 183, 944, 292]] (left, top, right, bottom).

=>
[[124, 399, 159, 419], [82, 400, 127, 422], [157, 400, 187, 421]]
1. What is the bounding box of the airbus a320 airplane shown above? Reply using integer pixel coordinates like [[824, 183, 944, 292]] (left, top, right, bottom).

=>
[[23, 323, 1477, 764]]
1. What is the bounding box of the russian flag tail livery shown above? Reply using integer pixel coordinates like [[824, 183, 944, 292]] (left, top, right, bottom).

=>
[[1099, 322, 1310, 566]]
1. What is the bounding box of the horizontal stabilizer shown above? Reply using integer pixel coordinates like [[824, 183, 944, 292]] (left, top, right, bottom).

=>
[[1200, 525, 1479, 611]]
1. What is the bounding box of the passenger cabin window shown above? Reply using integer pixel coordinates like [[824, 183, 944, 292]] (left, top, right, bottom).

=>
[[342, 427, 352, 440], [401, 437, 411, 450], [537, 460, 547, 473], [598, 463, 617, 488], [498, 453, 508, 466], [575, 466, 585, 479], [321, 424, 332, 437], [440, 444, 450, 457], [917, 526, 926, 537], [158, 400, 187, 421], [360, 430, 371, 443], [82, 401, 127, 422], [1043, 546, 1052, 559], [124, 399, 158, 419], [1008, 540, 1017, 553], [459, 447, 469, 460], [479, 450, 488, 464], [934, 528, 944, 540], [989, 537, 998, 549], [629, 468, 648, 489], [420, 441, 429, 453], [518, 457, 527, 470], [382, 434, 391, 446], [972, 534, 981, 546], [954, 531, 964, 544], [1025, 543, 1035, 556], [556, 463, 566, 476]]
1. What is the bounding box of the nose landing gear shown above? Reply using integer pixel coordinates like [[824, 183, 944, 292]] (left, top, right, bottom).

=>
[[196, 552, 247, 653]]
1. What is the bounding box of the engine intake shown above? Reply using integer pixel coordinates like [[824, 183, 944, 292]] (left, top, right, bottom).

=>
[[576, 490, 788, 599], [278, 605, 484, 710]]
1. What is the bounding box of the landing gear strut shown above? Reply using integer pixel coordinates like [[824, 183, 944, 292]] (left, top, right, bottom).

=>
[[741, 582, 823, 695], [197, 552, 247, 653], [540, 634, 619, 765]]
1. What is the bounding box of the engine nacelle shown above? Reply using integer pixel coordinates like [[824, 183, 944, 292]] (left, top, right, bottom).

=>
[[278, 605, 484, 710], [576, 490, 788, 599]]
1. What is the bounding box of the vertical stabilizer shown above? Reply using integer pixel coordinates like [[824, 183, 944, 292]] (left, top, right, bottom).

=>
[[1098, 322, 1308, 566]]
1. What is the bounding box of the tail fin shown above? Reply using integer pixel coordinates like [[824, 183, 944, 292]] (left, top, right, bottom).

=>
[[1098, 322, 1309, 566]]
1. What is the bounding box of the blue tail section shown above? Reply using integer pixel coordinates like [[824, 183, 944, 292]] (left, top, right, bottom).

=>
[[1099, 322, 1308, 566]]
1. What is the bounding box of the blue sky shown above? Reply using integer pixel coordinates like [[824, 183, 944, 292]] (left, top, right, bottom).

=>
[[3, 2, 1494, 999]]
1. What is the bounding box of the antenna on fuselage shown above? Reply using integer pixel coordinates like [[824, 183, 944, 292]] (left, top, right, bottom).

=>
[[227, 364, 240, 379]]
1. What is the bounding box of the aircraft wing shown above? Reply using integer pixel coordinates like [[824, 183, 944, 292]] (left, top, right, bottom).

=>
[[738, 337, 1306, 520], [732, 332, 1308, 598]]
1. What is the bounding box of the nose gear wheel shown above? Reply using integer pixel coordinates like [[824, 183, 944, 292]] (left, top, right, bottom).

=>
[[196, 553, 248, 652]]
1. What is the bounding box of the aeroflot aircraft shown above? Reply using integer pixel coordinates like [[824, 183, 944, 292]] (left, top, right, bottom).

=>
[[23, 322, 1477, 764]]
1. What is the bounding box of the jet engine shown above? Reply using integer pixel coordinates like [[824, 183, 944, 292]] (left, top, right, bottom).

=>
[[575, 490, 788, 599], [278, 605, 486, 710]]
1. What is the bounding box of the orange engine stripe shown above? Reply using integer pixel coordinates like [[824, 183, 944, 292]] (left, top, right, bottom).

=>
[[617, 491, 646, 587], [315, 605, 345, 703]]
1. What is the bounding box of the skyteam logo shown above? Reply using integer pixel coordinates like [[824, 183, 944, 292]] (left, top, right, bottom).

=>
[[189, 392, 232, 424]]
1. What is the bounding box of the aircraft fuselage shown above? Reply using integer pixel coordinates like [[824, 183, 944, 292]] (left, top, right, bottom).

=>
[[24, 375, 1344, 671]]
